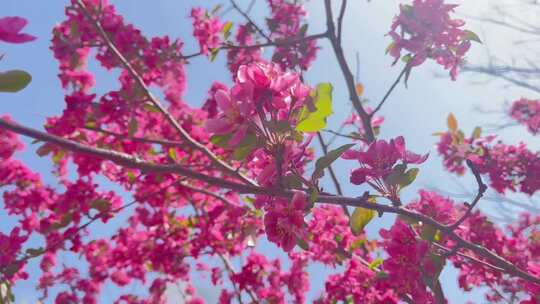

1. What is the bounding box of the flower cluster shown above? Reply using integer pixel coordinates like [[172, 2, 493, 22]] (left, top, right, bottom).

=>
[[388, 0, 476, 80], [510, 98, 540, 135], [206, 61, 310, 148], [263, 193, 307, 251], [316, 259, 398, 303], [380, 220, 438, 302], [436, 125, 540, 194], [190, 7, 223, 56], [267, 0, 318, 70], [226, 24, 262, 76], [343, 136, 427, 200]]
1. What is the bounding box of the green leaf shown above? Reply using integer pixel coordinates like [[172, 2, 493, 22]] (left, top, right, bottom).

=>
[[0, 70, 32, 93], [297, 238, 310, 251], [128, 118, 138, 137], [368, 258, 384, 270], [471, 126, 482, 139], [168, 147, 178, 161], [233, 145, 254, 160], [308, 188, 318, 209], [296, 83, 333, 132], [312, 143, 355, 180], [463, 30, 482, 44], [210, 133, 232, 148], [91, 199, 112, 213], [51, 213, 73, 230], [420, 224, 438, 242], [127, 171, 136, 184], [350, 206, 375, 235], [401, 54, 413, 63], [210, 48, 220, 62], [283, 174, 304, 189], [222, 21, 233, 39], [384, 164, 407, 185], [400, 168, 419, 188], [25, 247, 44, 257], [385, 42, 395, 55], [143, 103, 160, 113]]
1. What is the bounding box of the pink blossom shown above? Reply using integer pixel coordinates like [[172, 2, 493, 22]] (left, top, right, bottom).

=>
[[0, 17, 36, 43], [387, 0, 475, 80], [264, 193, 307, 251]]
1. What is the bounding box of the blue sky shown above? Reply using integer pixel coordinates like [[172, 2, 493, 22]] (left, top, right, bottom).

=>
[[1, 0, 539, 303]]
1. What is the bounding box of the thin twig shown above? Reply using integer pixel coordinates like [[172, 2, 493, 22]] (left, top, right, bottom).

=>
[[337, 0, 348, 45], [323, 0, 375, 142], [447, 159, 488, 230], [316, 132, 349, 216], [371, 65, 408, 116], [230, 0, 271, 42]]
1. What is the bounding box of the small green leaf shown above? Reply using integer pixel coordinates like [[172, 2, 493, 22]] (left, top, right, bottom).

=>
[[420, 224, 439, 242], [283, 174, 304, 189], [222, 21, 233, 39], [463, 30, 482, 44], [233, 145, 254, 160], [401, 54, 413, 63], [368, 258, 384, 270], [296, 83, 333, 132], [350, 206, 375, 235], [127, 171, 136, 184], [297, 238, 310, 251], [308, 188, 318, 209], [168, 147, 178, 161], [299, 23, 309, 36], [143, 103, 160, 113], [399, 168, 419, 188], [471, 126, 482, 139], [385, 42, 395, 55], [312, 143, 355, 180], [210, 48, 220, 62], [91, 199, 112, 213], [0, 70, 32, 93], [25, 247, 44, 257], [210, 133, 232, 148], [128, 118, 138, 137]]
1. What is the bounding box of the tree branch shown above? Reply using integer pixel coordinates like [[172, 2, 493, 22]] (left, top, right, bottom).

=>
[[2, 118, 540, 286], [323, 0, 375, 143], [448, 159, 488, 230]]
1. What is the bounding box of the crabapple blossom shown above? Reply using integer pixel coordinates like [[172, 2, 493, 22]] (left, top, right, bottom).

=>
[[388, 0, 476, 80]]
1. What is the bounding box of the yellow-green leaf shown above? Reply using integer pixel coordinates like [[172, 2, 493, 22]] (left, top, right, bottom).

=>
[[0, 70, 32, 93], [296, 83, 333, 132], [350, 206, 375, 235]]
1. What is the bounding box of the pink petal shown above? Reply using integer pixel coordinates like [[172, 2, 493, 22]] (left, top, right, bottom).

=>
[[206, 119, 234, 134], [228, 124, 248, 147], [0, 17, 36, 44]]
